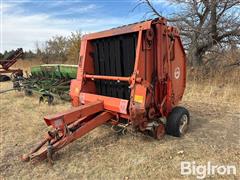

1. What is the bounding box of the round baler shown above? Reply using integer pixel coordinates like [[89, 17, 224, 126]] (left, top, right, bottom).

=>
[[22, 18, 189, 163]]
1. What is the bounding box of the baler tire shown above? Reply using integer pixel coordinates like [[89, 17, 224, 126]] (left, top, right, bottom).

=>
[[166, 106, 190, 137]]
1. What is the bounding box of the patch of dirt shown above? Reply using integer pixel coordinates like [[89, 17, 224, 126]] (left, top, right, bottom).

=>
[[0, 81, 239, 179]]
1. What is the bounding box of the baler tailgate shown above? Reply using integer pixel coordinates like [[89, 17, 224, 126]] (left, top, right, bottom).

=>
[[22, 102, 114, 163]]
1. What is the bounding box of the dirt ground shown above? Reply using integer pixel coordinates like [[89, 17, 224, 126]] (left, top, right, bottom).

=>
[[0, 80, 239, 180]]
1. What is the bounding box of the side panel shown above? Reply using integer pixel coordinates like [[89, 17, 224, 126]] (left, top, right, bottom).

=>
[[70, 79, 81, 106], [155, 23, 168, 110], [70, 39, 97, 106], [170, 36, 186, 105]]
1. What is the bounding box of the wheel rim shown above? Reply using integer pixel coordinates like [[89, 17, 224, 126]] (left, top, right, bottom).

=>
[[155, 123, 165, 140], [179, 114, 188, 135]]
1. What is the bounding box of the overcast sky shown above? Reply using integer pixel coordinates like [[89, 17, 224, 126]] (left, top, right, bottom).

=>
[[0, 0, 175, 52]]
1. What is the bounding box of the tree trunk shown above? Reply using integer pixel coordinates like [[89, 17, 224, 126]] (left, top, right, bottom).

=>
[[188, 46, 203, 67]]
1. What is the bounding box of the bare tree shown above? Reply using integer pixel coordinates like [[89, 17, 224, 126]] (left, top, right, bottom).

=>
[[67, 31, 82, 64], [35, 32, 82, 64], [140, 0, 240, 67], [35, 36, 68, 64]]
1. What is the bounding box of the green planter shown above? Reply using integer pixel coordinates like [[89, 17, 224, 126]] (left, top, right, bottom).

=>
[[59, 64, 78, 79], [30, 64, 78, 79], [31, 66, 42, 77]]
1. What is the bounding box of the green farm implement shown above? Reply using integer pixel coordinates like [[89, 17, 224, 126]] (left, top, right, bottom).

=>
[[12, 64, 78, 104]]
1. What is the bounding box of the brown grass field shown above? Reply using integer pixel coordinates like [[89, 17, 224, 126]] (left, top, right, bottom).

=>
[[0, 60, 239, 179]]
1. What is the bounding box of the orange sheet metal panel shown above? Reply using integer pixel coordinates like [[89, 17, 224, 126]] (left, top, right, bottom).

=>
[[83, 20, 152, 40], [133, 84, 147, 106], [44, 101, 104, 127], [80, 93, 129, 114]]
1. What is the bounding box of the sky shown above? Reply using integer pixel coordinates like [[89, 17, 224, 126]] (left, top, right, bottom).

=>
[[0, 0, 175, 52]]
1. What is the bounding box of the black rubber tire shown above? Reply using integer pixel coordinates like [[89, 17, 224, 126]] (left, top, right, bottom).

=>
[[47, 95, 54, 105], [24, 89, 33, 96], [166, 106, 190, 137], [0, 75, 11, 82]]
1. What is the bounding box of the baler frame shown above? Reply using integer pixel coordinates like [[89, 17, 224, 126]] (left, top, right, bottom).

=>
[[71, 17, 186, 124], [22, 18, 188, 163]]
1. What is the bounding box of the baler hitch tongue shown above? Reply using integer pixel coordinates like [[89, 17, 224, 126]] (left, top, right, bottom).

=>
[[22, 101, 114, 163]]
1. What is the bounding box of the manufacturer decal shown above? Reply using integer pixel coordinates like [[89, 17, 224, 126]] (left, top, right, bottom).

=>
[[134, 95, 144, 104], [54, 119, 63, 128], [174, 67, 181, 79], [79, 93, 85, 104], [119, 100, 128, 114]]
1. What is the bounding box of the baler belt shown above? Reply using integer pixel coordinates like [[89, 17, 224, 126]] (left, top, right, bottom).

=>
[[92, 33, 137, 100]]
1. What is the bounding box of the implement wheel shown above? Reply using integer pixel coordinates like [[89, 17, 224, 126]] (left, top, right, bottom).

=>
[[47, 95, 54, 105], [154, 123, 165, 140], [24, 89, 33, 96], [166, 106, 190, 137], [39, 94, 54, 105], [0, 75, 10, 82]]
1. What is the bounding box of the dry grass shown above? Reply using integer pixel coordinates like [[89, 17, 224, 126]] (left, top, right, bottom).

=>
[[0, 61, 239, 179], [184, 81, 240, 107], [0, 81, 239, 180], [11, 59, 77, 74], [188, 50, 240, 85]]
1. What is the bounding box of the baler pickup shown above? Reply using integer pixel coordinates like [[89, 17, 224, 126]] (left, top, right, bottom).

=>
[[22, 101, 114, 162]]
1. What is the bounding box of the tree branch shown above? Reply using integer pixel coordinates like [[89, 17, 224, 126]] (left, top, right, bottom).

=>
[[144, 0, 163, 18]]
